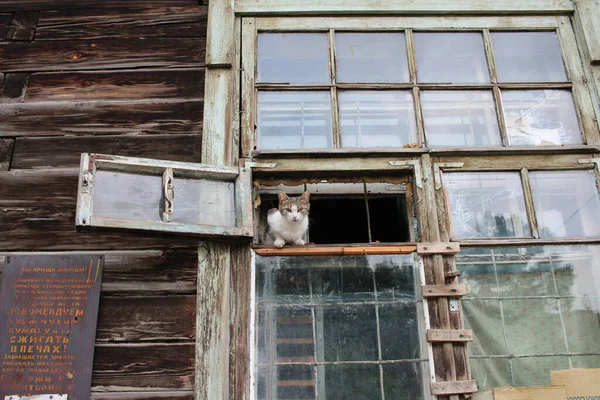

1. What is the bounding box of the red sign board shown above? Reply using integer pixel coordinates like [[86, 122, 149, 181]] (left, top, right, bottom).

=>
[[0, 255, 103, 399]]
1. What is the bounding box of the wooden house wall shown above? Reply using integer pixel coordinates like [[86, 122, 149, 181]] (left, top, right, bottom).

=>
[[0, 1, 207, 398]]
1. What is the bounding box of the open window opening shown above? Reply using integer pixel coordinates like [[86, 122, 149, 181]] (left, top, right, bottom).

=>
[[254, 175, 415, 246]]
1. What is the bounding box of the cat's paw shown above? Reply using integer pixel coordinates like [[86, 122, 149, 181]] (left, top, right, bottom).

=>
[[293, 238, 305, 246], [274, 239, 285, 248]]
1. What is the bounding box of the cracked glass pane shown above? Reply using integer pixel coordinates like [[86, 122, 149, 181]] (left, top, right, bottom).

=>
[[443, 172, 530, 238], [502, 90, 582, 146], [530, 170, 600, 238]]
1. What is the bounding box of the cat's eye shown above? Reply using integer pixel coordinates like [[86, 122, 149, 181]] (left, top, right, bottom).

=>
[[283, 208, 292, 213]]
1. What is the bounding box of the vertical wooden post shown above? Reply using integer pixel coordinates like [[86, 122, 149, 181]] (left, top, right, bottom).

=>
[[196, 1, 252, 399]]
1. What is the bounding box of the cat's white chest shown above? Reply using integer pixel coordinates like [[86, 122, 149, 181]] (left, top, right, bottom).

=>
[[267, 211, 308, 243]]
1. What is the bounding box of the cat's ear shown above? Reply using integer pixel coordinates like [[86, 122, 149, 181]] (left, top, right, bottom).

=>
[[300, 191, 310, 202], [278, 191, 290, 202]]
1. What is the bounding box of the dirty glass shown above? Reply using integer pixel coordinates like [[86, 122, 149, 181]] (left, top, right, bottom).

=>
[[339, 90, 417, 148], [414, 32, 489, 83], [457, 245, 600, 389], [336, 32, 409, 83], [93, 171, 235, 226], [502, 90, 582, 146], [255, 254, 430, 400], [258, 91, 333, 150], [258, 33, 330, 84], [529, 170, 600, 238], [491, 31, 567, 82], [421, 90, 501, 147], [443, 172, 531, 239]]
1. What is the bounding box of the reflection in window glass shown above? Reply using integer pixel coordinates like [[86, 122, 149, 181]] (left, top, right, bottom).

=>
[[502, 90, 582, 146], [339, 91, 417, 148], [457, 245, 600, 389], [421, 91, 501, 147], [255, 254, 429, 400], [443, 172, 530, 238], [258, 91, 333, 150], [491, 31, 567, 82], [258, 33, 330, 84], [414, 32, 489, 83], [530, 170, 600, 238], [336, 32, 409, 83]]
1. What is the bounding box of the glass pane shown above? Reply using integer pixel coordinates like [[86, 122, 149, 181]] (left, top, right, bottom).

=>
[[255, 254, 428, 399], [258, 91, 333, 150], [414, 32, 489, 83], [458, 245, 600, 388], [443, 172, 531, 239], [258, 33, 329, 84], [336, 32, 409, 83], [93, 171, 235, 226], [339, 91, 417, 148], [421, 90, 501, 147], [491, 31, 567, 82], [502, 90, 582, 146], [530, 170, 600, 238]]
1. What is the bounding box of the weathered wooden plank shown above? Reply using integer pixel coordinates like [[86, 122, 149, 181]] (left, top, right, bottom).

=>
[[437, 154, 589, 170], [0, 72, 28, 100], [24, 69, 204, 101], [575, 0, 600, 63], [430, 380, 478, 395], [206, 0, 234, 65], [0, 138, 13, 171], [254, 245, 417, 256], [0, 100, 202, 137], [92, 343, 194, 390], [427, 329, 473, 343], [0, 0, 199, 12], [417, 242, 460, 255], [96, 295, 195, 342], [0, 206, 201, 250], [0, 13, 11, 40], [0, 38, 205, 72], [237, 0, 573, 15], [423, 284, 467, 298], [12, 134, 202, 169], [0, 249, 198, 294], [91, 392, 193, 400], [36, 6, 207, 40], [7, 11, 38, 41], [0, 168, 79, 207]]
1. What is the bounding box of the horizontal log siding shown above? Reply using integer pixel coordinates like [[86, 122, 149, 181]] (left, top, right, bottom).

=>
[[0, 2, 206, 398]]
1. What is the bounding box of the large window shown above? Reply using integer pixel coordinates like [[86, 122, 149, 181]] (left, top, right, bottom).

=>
[[243, 16, 598, 153]]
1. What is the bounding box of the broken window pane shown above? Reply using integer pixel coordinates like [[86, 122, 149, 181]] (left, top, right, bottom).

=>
[[502, 90, 582, 146], [258, 33, 330, 84], [443, 172, 530, 238], [414, 32, 490, 83], [255, 254, 429, 399], [530, 170, 600, 238], [491, 31, 567, 82], [421, 90, 501, 147], [336, 32, 409, 83], [93, 171, 235, 226], [457, 246, 600, 389], [258, 91, 333, 150], [339, 90, 417, 148]]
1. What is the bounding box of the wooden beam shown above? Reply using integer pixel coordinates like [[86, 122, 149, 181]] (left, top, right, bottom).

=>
[[235, 0, 574, 15], [417, 242, 460, 255], [253, 245, 417, 256], [422, 284, 468, 298], [430, 380, 478, 396], [427, 329, 473, 343], [574, 0, 600, 63]]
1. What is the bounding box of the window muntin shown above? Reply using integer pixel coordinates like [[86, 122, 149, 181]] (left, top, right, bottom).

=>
[[443, 172, 530, 239], [457, 245, 600, 389], [254, 27, 585, 151], [255, 254, 430, 400]]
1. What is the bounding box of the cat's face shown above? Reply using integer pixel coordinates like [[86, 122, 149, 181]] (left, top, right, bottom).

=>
[[278, 191, 310, 223]]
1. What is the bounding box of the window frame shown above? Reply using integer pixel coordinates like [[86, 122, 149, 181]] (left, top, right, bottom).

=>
[[75, 153, 254, 239], [240, 16, 599, 157]]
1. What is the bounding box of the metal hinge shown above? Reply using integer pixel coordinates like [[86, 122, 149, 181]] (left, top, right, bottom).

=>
[[389, 160, 423, 188]]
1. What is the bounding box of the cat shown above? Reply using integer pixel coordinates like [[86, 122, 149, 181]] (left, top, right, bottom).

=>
[[265, 191, 310, 248]]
